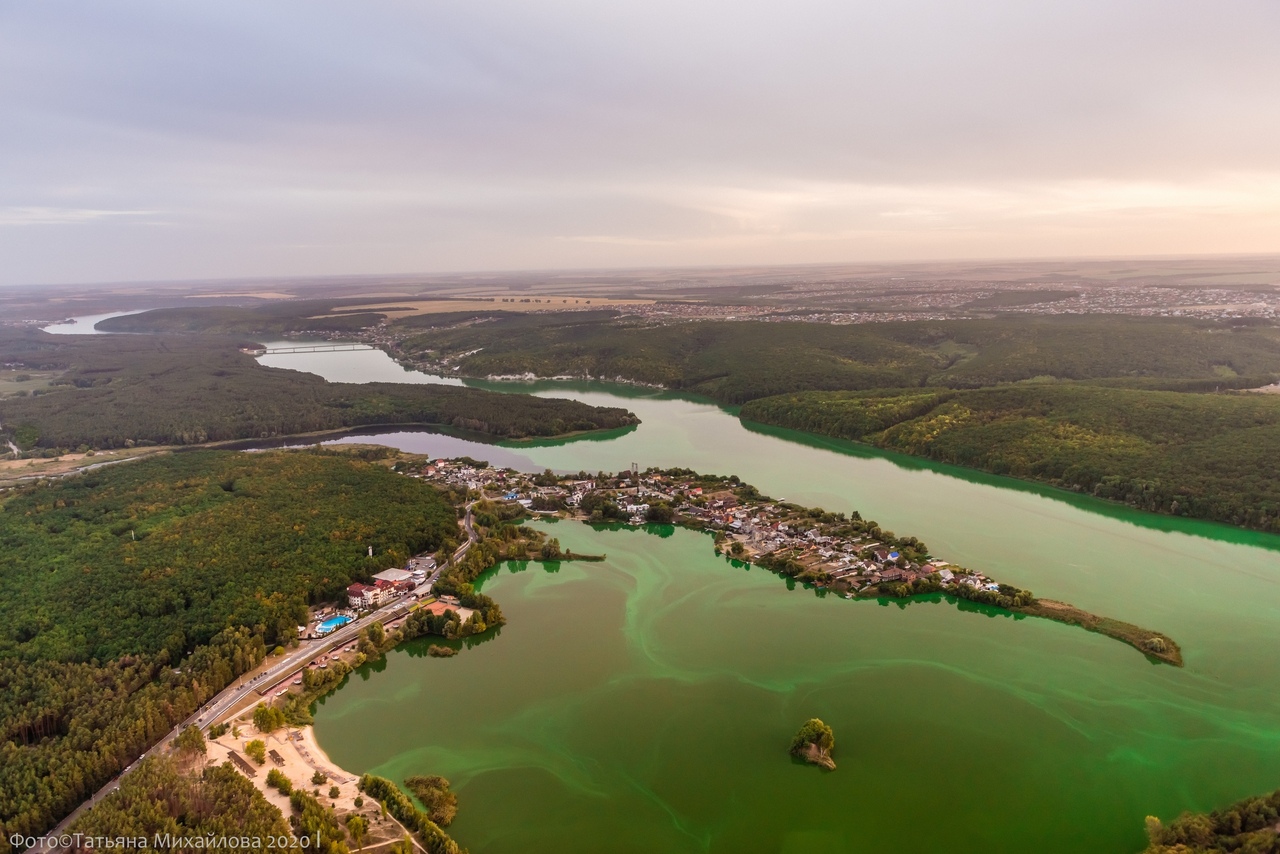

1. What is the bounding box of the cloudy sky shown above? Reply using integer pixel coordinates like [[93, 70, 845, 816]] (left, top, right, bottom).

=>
[[2, 0, 1279, 285]]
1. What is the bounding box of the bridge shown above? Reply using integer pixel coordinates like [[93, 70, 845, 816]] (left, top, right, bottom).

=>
[[254, 343, 375, 355]]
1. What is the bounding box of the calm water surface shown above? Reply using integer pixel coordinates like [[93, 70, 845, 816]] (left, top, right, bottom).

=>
[[258, 345, 1280, 853], [41, 311, 145, 334]]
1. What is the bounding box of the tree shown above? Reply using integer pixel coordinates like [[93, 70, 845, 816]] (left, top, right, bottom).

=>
[[173, 725, 206, 757], [644, 502, 674, 523], [404, 775, 458, 827], [253, 702, 286, 733], [329, 785, 341, 799], [789, 718, 836, 769], [458, 611, 487, 637], [245, 739, 267, 764], [365, 622, 385, 647], [267, 768, 292, 793], [539, 538, 562, 560], [312, 769, 329, 785], [346, 814, 368, 849]]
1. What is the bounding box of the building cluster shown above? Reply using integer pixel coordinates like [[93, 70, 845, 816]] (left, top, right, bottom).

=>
[[625, 283, 1280, 325], [403, 459, 1003, 598], [345, 564, 432, 610]]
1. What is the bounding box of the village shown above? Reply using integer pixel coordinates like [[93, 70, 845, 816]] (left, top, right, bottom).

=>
[[399, 456, 1017, 602]]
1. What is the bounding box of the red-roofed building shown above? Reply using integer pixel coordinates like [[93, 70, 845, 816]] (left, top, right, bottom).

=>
[[347, 583, 374, 609]]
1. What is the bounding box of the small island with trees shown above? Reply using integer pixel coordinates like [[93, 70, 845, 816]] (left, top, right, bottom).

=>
[[789, 719, 836, 770]]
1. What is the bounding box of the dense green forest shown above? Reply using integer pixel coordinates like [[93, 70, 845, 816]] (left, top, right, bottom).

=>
[[0, 450, 460, 848], [396, 313, 1280, 402], [0, 330, 637, 450], [65, 755, 294, 851], [67, 752, 370, 854], [96, 301, 510, 336], [1143, 786, 1280, 853], [95, 301, 394, 335], [740, 385, 1280, 530]]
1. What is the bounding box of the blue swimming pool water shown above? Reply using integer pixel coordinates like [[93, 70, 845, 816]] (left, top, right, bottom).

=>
[[317, 615, 353, 634]]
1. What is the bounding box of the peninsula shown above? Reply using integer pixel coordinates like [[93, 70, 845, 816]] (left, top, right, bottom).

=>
[[409, 457, 1184, 666]]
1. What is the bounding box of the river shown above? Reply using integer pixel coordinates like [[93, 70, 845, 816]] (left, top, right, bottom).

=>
[[40, 310, 146, 334], [202, 341, 1280, 849]]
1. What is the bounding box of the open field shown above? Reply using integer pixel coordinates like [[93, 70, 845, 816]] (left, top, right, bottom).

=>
[[5, 256, 1279, 327], [314, 295, 657, 318], [0, 446, 170, 487], [0, 368, 58, 398]]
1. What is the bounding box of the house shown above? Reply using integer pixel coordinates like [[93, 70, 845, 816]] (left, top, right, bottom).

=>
[[373, 578, 413, 599], [347, 583, 375, 609]]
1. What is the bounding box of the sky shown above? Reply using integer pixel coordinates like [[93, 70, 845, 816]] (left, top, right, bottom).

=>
[[2, 0, 1279, 286]]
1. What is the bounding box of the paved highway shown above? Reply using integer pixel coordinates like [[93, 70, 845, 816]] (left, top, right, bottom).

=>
[[45, 504, 477, 844]]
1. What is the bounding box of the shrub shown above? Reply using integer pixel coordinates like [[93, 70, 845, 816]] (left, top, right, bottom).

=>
[[245, 740, 267, 764], [267, 768, 292, 794]]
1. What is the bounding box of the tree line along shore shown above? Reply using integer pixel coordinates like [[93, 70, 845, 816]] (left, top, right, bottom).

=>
[[373, 309, 1280, 534], [44, 303, 1280, 533], [0, 328, 638, 453]]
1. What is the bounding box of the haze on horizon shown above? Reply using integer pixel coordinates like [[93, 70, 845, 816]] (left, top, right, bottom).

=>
[[2, 0, 1279, 287]]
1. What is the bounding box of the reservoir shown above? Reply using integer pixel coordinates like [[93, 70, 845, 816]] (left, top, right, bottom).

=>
[[264, 344, 1280, 852]]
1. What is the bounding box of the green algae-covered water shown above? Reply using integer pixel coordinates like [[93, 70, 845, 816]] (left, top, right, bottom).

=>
[[255, 348, 1280, 853]]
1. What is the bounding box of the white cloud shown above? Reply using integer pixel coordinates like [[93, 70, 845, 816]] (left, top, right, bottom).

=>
[[0, 207, 162, 226], [0, 0, 1278, 283]]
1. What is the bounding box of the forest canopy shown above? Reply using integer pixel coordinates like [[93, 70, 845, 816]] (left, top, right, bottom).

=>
[[388, 311, 1280, 531], [740, 384, 1280, 531], [395, 313, 1280, 403], [1143, 786, 1280, 854], [0, 329, 637, 450], [0, 449, 461, 848]]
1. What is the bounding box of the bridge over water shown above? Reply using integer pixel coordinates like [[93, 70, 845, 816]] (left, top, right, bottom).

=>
[[253, 343, 375, 355]]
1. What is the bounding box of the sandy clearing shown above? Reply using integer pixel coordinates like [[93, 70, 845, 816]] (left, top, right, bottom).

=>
[[0, 447, 170, 485], [206, 726, 423, 850]]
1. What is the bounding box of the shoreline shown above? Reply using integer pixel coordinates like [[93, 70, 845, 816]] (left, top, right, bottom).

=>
[[181, 453, 1182, 853], [560, 507, 1185, 667]]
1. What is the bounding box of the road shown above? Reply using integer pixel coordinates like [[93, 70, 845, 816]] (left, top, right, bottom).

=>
[[45, 503, 477, 844]]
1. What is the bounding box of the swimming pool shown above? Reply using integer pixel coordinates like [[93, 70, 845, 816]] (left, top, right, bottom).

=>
[[317, 615, 353, 634]]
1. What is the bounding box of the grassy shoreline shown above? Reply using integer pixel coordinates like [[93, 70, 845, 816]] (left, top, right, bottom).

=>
[[1010, 599, 1183, 666]]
